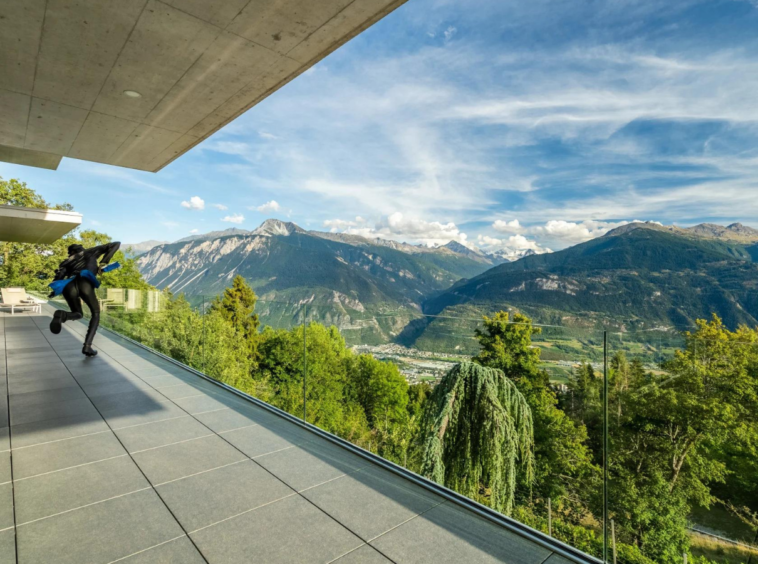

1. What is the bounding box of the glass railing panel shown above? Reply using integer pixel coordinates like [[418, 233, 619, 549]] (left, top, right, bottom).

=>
[[188, 296, 308, 421], [607, 327, 758, 564], [531, 324, 606, 560], [73, 283, 758, 563], [291, 302, 610, 559], [95, 287, 173, 356]]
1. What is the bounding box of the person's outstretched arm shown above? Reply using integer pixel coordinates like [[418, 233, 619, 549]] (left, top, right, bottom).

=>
[[93, 241, 121, 266]]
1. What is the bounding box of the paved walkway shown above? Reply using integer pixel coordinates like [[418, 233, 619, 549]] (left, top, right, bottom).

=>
[[1, 308, 572, 564]]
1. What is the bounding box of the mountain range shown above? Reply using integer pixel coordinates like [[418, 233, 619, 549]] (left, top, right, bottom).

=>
[[135, 220, 510, 342], [405, 222, 758, 350], [123, 240, 168, 257], [134, 219, 758, 347]]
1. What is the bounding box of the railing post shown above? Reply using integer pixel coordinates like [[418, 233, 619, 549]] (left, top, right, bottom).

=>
[[202, 296, 206, 372], [302, 304, 307, 422], [603, 331, 609, 562], [548, 497, 552, 537]]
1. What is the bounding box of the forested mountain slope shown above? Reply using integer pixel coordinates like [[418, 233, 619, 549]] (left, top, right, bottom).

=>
[[137, 220, 496, 342], [411, 224, 758, 346]]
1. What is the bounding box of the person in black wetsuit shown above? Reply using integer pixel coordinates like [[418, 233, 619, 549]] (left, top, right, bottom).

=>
[[49, 241, 121, 356]]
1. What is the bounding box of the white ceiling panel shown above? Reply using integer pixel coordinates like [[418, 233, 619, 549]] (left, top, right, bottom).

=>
[[0, 90, 31, 147], [24, 98, 88, 155], [92, 0, 220, 122], [227, 0, 354, 55], [161, 0, 249, 28], [288, 0, 399, 65], [145, 133, 199, 170], [0, 0, 46, 95], [111, 124, 181, 170], [33, 0, 147, 110], [145, 31, 281, 133], [68, 112, 140, 163]]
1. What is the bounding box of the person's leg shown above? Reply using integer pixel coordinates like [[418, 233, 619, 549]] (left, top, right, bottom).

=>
[[78, 278, 100, 356], [51, 280, 83, 334]]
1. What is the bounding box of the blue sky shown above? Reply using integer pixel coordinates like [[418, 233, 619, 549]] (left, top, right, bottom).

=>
[[3, 0, 758, 252]]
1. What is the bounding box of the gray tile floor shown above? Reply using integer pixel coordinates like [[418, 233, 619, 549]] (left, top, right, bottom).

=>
[[0, 307, 575, 564]]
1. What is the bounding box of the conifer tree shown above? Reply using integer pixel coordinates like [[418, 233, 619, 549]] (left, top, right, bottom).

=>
[[210, 275, 260, 364], [420, 362, 534, 514], [473, 312, 593, 502]]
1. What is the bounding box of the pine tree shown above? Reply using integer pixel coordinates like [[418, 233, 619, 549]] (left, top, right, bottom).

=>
[[211, 276, 259, 332], [210, 275, 260, 364], [420, 362, 534, 514]]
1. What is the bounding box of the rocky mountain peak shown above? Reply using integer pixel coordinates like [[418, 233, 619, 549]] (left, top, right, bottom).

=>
[[443, 241, 482, 257], [726, 222, 758, 236], [175, 227, 251, 243], [252, 219, 306, 237]]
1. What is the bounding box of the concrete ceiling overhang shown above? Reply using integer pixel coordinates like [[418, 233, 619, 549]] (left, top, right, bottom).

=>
[[0, 0, 407, 172], [0, 205, 83, 244]]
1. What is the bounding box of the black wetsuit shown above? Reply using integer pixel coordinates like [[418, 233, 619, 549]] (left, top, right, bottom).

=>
[[52, 242, 120, 347]]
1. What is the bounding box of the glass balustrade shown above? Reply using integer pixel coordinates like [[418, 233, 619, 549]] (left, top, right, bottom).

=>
[[38, 287, 758, 564]]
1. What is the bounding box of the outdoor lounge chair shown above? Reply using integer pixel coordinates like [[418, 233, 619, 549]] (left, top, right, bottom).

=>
[[0, 287, 42, 314]]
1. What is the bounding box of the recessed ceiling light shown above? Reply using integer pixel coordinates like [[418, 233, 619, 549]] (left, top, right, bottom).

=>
[[123, 90, 142, 98]]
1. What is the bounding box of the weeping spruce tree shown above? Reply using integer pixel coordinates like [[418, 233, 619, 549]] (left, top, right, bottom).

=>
[[420, 361, 534, 514]]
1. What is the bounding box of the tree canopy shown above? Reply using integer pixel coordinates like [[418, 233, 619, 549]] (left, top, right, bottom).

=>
[[0, 178, 149, 292]]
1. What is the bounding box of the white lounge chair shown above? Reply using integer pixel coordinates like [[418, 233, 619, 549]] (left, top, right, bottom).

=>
[[0, 287, 42, 314]]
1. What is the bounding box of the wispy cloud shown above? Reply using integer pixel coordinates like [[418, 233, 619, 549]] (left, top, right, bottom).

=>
[[13, 0, 757, 246], [67, 161, 179, 196], [212, 203, 228, 210]]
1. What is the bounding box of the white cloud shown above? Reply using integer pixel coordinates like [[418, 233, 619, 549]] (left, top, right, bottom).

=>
[[255, 200, 281, 213], [484, 218, 663, 250], [190, 229, 199, 234], [323, 217, 366, 231], [221, 213, 245, 224], [324, 212, 468, 247], [489, 218, 654, 247], [181, 196, 205, 210], [383, 213, 467, 246], [259, 131, 278, 140], [492, 219, 523, 234], [444, 26, 457, 41], [212, 204, 228, 210], [531, 219, 633, 244], [477, 233, 550, 254]]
